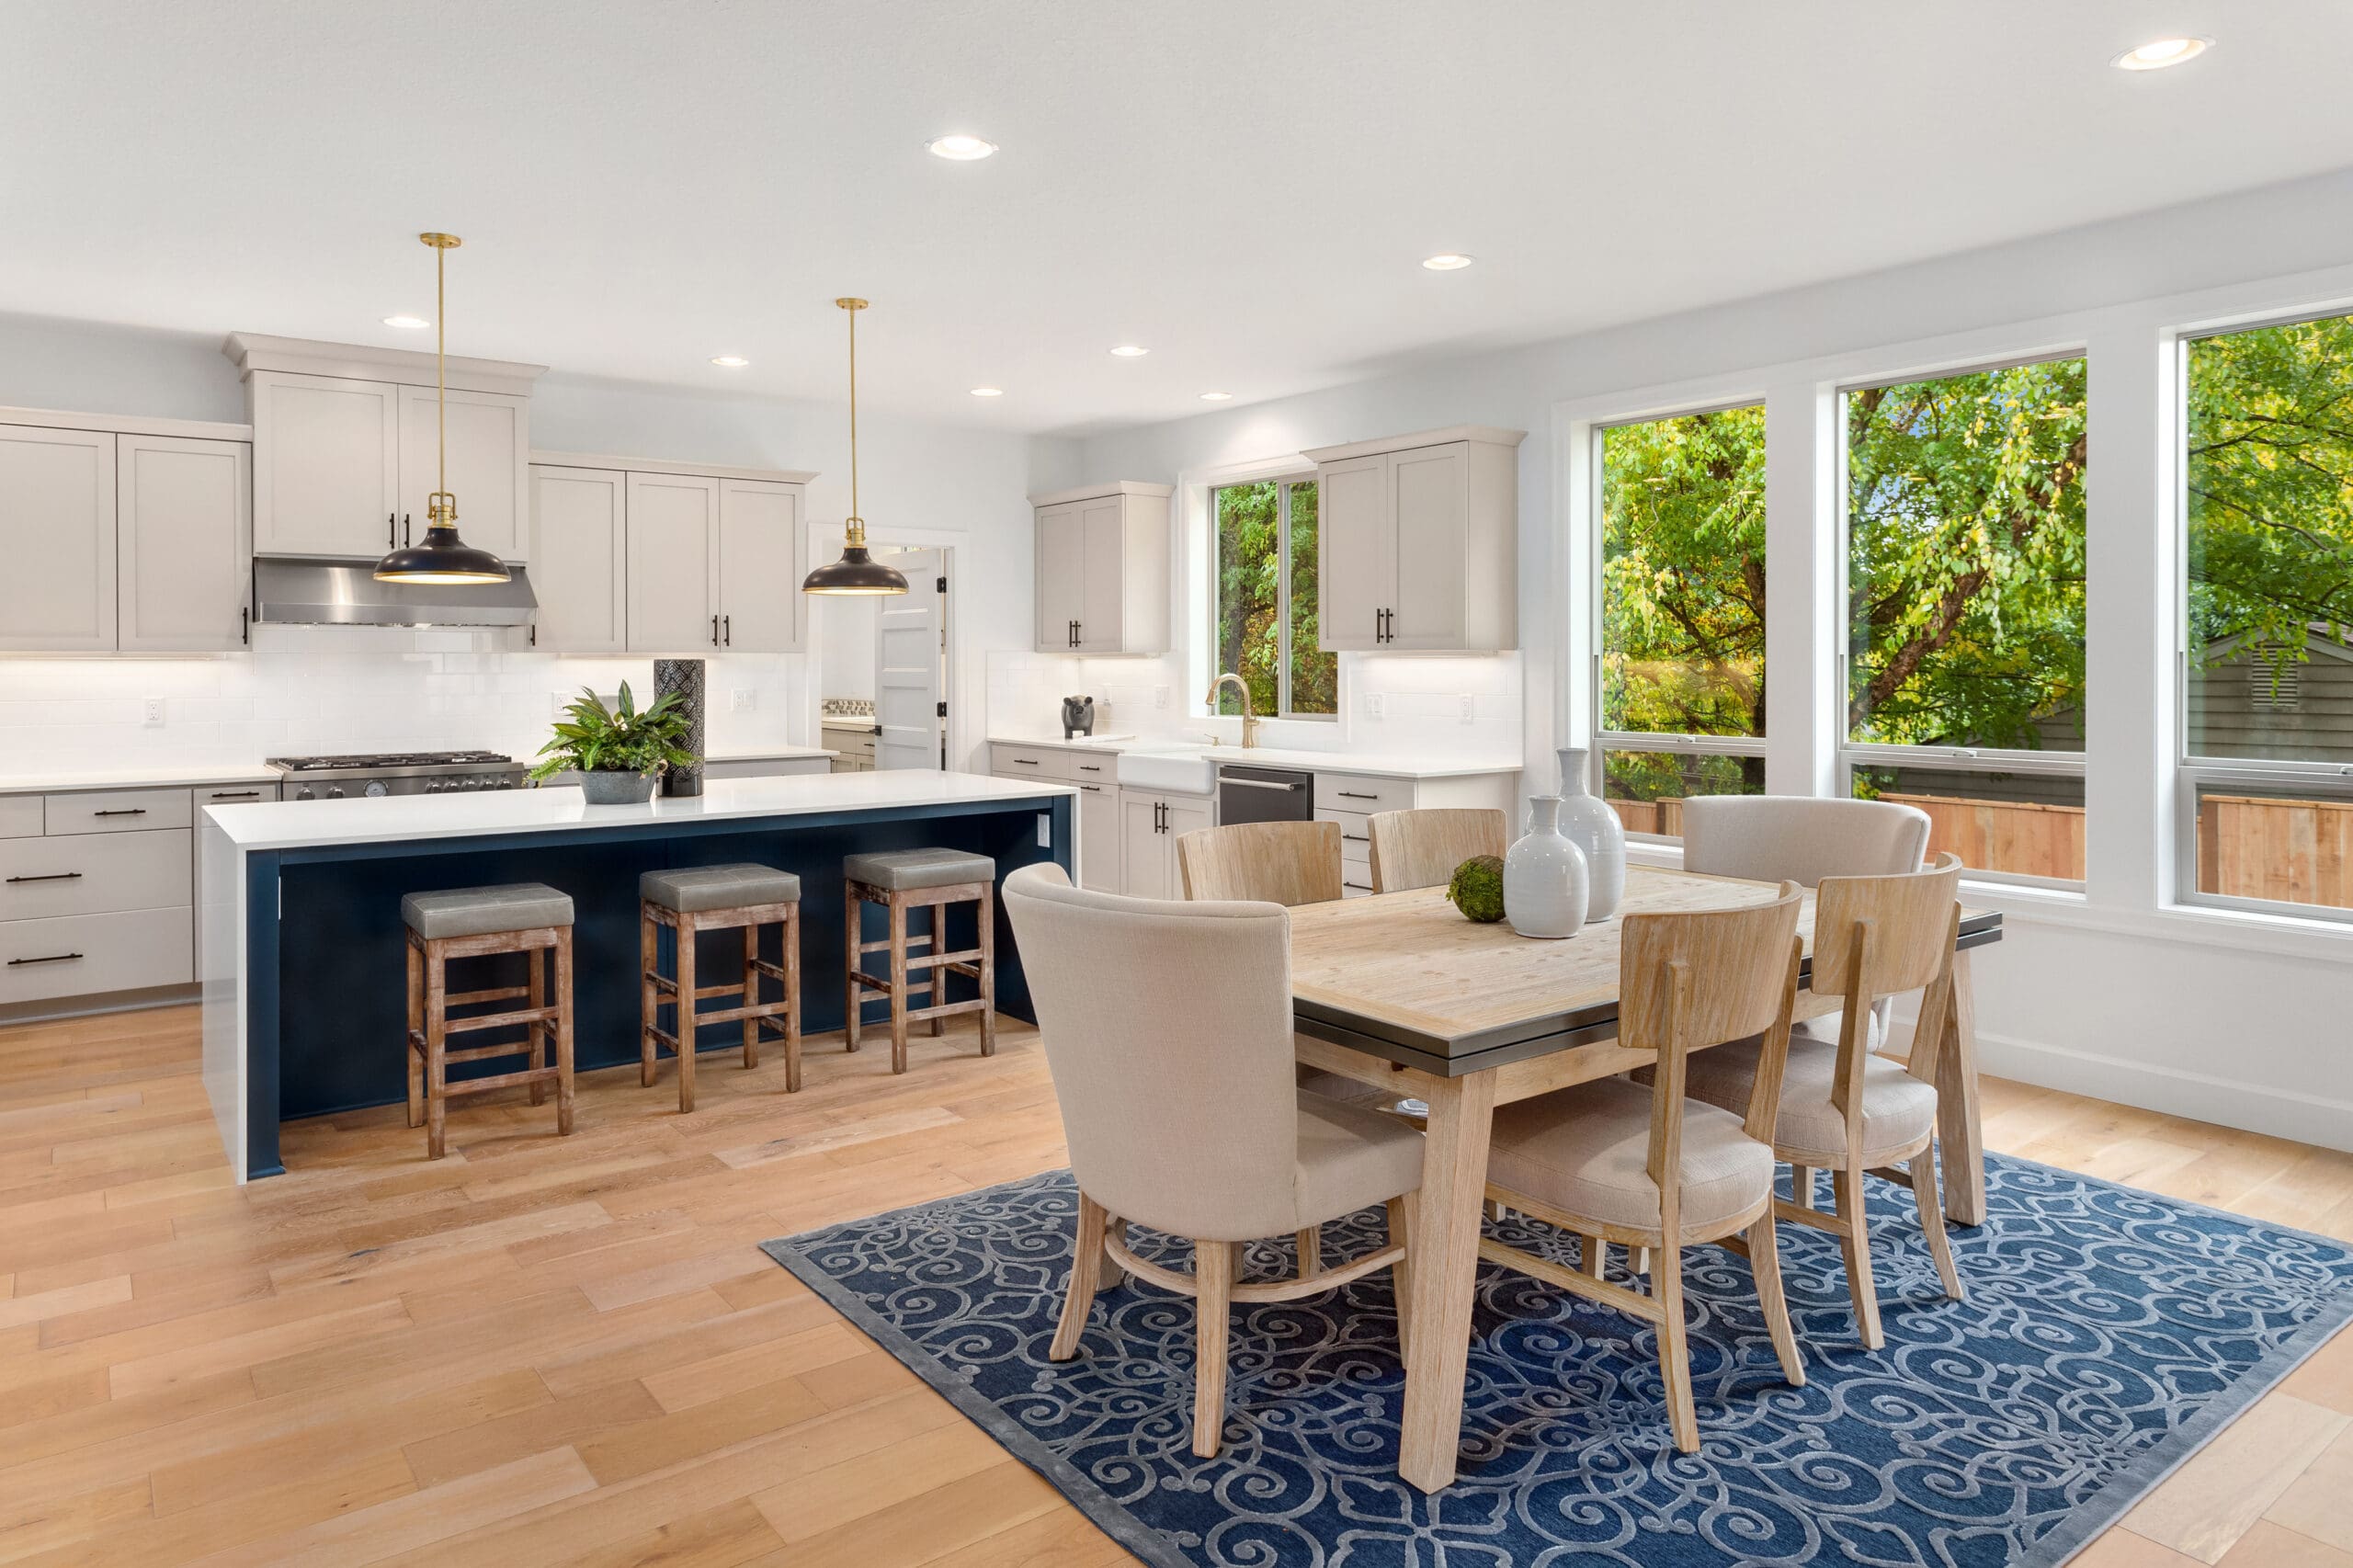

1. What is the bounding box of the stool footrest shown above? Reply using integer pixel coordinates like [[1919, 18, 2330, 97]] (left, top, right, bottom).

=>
[[445, 984, 532, 1008], [850, 944, 984, 970], [643, 971, 744, 1002], [436, 1003, 564, 1037], [433, 1062, 564, 1099], [410, 1032, 550, 1068]]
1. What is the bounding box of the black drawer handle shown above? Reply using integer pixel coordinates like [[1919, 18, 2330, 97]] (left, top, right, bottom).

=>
[[1010, 758, 1040, 766], [1342, 833, 1368, 844], [8, 952, 82, 965], [1336, 791, 1379, 801], [1078, 764, 1103, 772], [209, 790, 262, 801], [6, 872, 83, 883], [1343, 881, 1372, 893], [91, 808, 149, 817]]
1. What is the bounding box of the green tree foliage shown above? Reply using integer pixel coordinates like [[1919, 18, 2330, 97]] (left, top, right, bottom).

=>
[[2187, 312, 2353, 676], [1213, 480, 1335, 717]]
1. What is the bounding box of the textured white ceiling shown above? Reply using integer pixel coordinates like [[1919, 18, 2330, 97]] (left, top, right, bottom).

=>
[[2, 1, 2346, 435]]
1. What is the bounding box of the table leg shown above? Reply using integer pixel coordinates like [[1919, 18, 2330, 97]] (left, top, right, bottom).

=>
[[1396, 1068, 1496, 1493], [1934, 948, 1987, 1226]]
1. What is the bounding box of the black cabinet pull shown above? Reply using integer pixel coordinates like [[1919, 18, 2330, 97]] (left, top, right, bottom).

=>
[[92, 808, 148, 817], [210, 790, 262, 801], [6, 871, 83, 883], [710, 615, 720, 645], [722, 614, 731, 645], [241, 606, 249, 645], [388, 512, 397, 550], [1077, 764, 1102, 773], [8, 952, 82, 965], [1343, 881, 1372, 893], [403, 514, 413, 546], [1010, 758, 1040, 766], [1336, 790, 1378, 801]]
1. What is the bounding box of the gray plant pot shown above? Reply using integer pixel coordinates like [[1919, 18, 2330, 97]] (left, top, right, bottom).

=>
[[578, 769, 658, 805]]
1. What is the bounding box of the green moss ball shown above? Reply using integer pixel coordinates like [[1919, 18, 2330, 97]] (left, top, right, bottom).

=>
[[1447, 855, 1507, 922]]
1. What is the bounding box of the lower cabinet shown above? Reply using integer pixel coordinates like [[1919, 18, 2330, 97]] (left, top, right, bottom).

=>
[[1074, 780, 1117, 892], [1117, 789, 1212, 900]]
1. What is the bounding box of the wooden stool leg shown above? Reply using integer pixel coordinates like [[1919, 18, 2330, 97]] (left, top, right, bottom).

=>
[[888, 894, 910, 1075], [404, 936, 424, 1130], [640, 904, 660, 1088], [783, 903, 803, 1093], [741, 921, 760, 1070], [676, 917, 699, 1114], [526, 937, 547, 1107], [425, 939, 449, 1160], [929, 902, 948, 1036], [977, 883, 996, 1058], [553, 929, 575, 1136], [843, 886, 862, 1052]]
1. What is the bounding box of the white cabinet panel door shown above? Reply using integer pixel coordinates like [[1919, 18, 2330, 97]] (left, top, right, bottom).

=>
[[0, 424, 116, 651], [249, 371, 399, 557], [1075, 782, 1118, 892], [716, 479, 801, 653], [118, 436, 250, 653], [1118, 792, 1172, 899], [626, 472, 721, 653], [397, 386, 529, 563], [1315, 452, 1391, 651], [1387, 443, 1469, 649], [529, 467, 627, 653], [1074, 494, 1125, 653], [1165, 794, 1213, 846], [872, 550, 942, 770], [1036, 502, 1086, 650]]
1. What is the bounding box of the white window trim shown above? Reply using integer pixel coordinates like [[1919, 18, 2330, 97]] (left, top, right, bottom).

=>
[[1208, 472, 1335, 723]]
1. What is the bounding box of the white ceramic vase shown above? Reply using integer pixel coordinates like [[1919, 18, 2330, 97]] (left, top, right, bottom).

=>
[[1554, 746, 1626, 921], [1505, 796, 1588, 940]]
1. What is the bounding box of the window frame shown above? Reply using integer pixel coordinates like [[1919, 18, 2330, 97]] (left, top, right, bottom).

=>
[[2172, 307, 2353, 925], [1834, 347, 2090, 889], [1208, 472, 1336, 722], [1588, 400, 1771, 841]]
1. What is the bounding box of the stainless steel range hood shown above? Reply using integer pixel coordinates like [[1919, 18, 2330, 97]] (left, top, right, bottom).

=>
[[252, 557, 538, 628]]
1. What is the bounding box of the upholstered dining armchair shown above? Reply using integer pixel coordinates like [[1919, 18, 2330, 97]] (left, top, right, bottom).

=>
[[1001, 862, 1426, 1459]]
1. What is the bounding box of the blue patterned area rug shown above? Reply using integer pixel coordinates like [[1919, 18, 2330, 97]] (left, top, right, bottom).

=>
[[761, 1155, 2353, 1568]]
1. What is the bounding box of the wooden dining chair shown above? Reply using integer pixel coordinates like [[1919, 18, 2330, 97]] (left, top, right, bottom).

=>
[[1176, 820, 1342, 905], [1367, 808, 1509, 893], [1479, 882, 1807, 1454], [1681, 853, 1967, 1347], [1001, 863, 1424, 1458]]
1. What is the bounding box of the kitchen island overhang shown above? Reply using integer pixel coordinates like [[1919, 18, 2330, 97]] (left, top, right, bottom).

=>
[[199, 773, 1075, 1180]]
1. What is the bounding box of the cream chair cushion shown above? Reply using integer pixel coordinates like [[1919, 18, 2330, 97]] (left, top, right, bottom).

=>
[[1294, 1093, 1427, 1228], [1485, 1078, 1775, 1237], [1684, 1034, 1938, 1165]]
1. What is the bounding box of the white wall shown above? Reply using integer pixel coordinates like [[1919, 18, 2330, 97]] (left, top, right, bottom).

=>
[[0, 317, 1074, 774], [1063, 165, 2353, 1153]]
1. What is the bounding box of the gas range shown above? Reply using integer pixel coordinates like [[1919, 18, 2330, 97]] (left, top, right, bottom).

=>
[[265, 751, 528, 801]]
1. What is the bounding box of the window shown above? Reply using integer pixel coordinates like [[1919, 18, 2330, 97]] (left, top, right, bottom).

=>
[[2181, 309, 2353, 917], [1842, 356, 2088, 881], [1596, 404, 1768, 837], [1211, 478, 1335, 719]]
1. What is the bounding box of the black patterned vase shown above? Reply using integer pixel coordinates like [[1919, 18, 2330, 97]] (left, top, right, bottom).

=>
[[655, 658, 706, 797]]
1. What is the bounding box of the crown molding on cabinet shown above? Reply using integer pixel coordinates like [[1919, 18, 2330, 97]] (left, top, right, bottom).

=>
[[0, 404, 252, 442], [1026, 479, 1176, 507], [1299, 425, 1527, 464], [222, 333, 548, 398], [531, 449, 817, 486]]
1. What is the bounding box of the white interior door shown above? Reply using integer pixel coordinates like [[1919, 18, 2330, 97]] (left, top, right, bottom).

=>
[[872, 548, 943, 771]]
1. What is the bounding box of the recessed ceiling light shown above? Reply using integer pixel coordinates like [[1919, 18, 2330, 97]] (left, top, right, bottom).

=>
[[926, 133, 998, 161], [710, 355, 750, 368], [1422, 253, 1476, 271], [969, 386, 1004, 397], [381, 314, 429, 330], [2112, 36, 2211, 70], [1110, 345, 1150, 358], [1199, 391, 1233, 402]]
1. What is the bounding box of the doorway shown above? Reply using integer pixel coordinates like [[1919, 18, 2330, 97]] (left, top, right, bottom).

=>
[[816, 544, 949, 772]]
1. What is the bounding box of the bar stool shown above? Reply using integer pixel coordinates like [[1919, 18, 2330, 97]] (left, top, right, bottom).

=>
[[403, 882, 575, 1161], [640, 863, 803, 1111], [843, 849, 997, 1074]]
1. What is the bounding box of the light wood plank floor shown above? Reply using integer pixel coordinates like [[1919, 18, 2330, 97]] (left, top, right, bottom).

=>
[[0, 1004, 2347, 1567]]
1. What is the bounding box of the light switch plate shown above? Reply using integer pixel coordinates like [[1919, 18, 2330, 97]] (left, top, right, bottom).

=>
[[732, 689, 755, 711], [1367, 692, 1384, 720], [1460, 694, 1475, 723], [1154, 686, 1170, 710]]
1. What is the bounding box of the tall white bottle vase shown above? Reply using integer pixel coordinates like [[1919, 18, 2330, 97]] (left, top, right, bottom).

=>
[[1505, 795, 1588, 940], [1554, 746, 1625, 921]]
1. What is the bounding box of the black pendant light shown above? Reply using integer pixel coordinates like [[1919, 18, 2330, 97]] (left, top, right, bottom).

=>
[[374, 233, 512, 585], [802, 297, 910, 596]]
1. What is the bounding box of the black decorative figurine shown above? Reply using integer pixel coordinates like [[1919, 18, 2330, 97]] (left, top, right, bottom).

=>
[[654, 658, 706, 796]]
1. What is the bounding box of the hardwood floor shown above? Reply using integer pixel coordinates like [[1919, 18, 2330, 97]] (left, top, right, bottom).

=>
[[1, 1003, 2347, 1567]]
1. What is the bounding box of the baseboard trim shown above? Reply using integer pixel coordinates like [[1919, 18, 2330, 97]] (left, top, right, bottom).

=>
[[0, 984, 197, 1028], [1967, 1028, 2353, 1153]]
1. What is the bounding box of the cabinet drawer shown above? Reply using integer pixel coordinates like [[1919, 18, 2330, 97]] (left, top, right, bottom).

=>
[[1339, 870, 1378, 899], [1316, 808, 1373, 861], [0, 797, 41, 841], [990, 744, 1074, 780], [1314, 772, 1414, 815], [1064, 753, 1116, 785], [194, 782, 277, 808], [0, 831, 190, 919], [0, 907, 192, 1003], [45, 788, 193, 835]]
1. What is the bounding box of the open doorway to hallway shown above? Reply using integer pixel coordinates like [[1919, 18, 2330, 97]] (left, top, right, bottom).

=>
[[815, 544, 950, 772]]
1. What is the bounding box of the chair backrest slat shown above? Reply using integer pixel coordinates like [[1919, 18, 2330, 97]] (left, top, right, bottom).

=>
[[1618, 882, 1805, 1056], [1811, 853, 1964, 1001], [1367, 808, 1509, 893], [1176, 820, 1342, 906]]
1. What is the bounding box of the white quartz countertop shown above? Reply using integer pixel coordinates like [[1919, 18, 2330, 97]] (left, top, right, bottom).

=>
[[202, 771, 1074, 852], [983, 735, 1518, 780], [0, 763, 283, 797]]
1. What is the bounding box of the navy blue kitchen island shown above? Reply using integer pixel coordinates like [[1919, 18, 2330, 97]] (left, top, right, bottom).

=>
[[198, 772, 1074, 1179]]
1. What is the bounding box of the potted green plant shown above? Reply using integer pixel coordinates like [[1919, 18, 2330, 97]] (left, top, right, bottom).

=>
[[529, 682, 699, 804]]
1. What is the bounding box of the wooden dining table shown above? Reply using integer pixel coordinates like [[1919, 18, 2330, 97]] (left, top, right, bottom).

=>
[[1287, 864, 2003, 1492]]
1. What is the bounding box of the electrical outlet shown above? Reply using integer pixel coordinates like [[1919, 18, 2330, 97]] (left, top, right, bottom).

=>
[[143, 697, 165, 727], [1460, 694, 1475, 723], [1154, 686, 1170, 710], [732, 689, 755, 711], [1366, 692, 1384, 720]]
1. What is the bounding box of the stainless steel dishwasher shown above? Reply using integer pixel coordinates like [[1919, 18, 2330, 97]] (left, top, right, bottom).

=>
[[1216, 763, 1313, 824]]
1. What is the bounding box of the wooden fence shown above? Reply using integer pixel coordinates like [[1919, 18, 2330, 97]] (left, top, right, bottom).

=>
[[2199, 793, 2353, 909]]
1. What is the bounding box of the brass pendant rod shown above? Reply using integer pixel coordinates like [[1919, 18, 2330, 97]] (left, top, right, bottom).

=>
[[836, 297, 868, 546], [437, 240, 447, 504]]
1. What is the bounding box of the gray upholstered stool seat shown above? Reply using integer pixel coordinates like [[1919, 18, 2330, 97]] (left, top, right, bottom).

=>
[[844, 847, 995, 892], [402, 882, 574, 940], [640, 863, 802, 914]]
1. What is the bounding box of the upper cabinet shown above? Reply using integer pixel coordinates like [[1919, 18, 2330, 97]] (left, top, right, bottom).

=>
[[0, 424, 117, 651], [225, 335, 541, 562], [1029, 482, 1172, 654], [532, 454, 812, 655], [1303, 426, 1523, 652], [118, 435, 252, 653]]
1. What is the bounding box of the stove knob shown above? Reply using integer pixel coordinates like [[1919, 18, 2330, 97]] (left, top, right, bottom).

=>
[[496, 778, 516, 790], [295, 786, 315, 801], [364, 779, 389, 799], [324, 786, 345, 800]]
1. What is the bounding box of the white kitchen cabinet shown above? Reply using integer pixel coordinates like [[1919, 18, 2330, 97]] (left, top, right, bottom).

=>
[[1074, 779, 1118, 892], [118, 435, 251, 653], [1029, 482, 1171, 653], [397, 384, 529, 563], [529, 466, 627, 653], [1117, 788, 1211, 899], [245, 371, 401, 558], [1304, 426, 1523, 653], [625, 471, 722, 653], [716, 478, 803, 653], [0, 424, 117, 652]]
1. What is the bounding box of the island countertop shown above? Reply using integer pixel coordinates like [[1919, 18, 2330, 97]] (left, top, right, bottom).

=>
[[202, 770, 1076, 851]]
